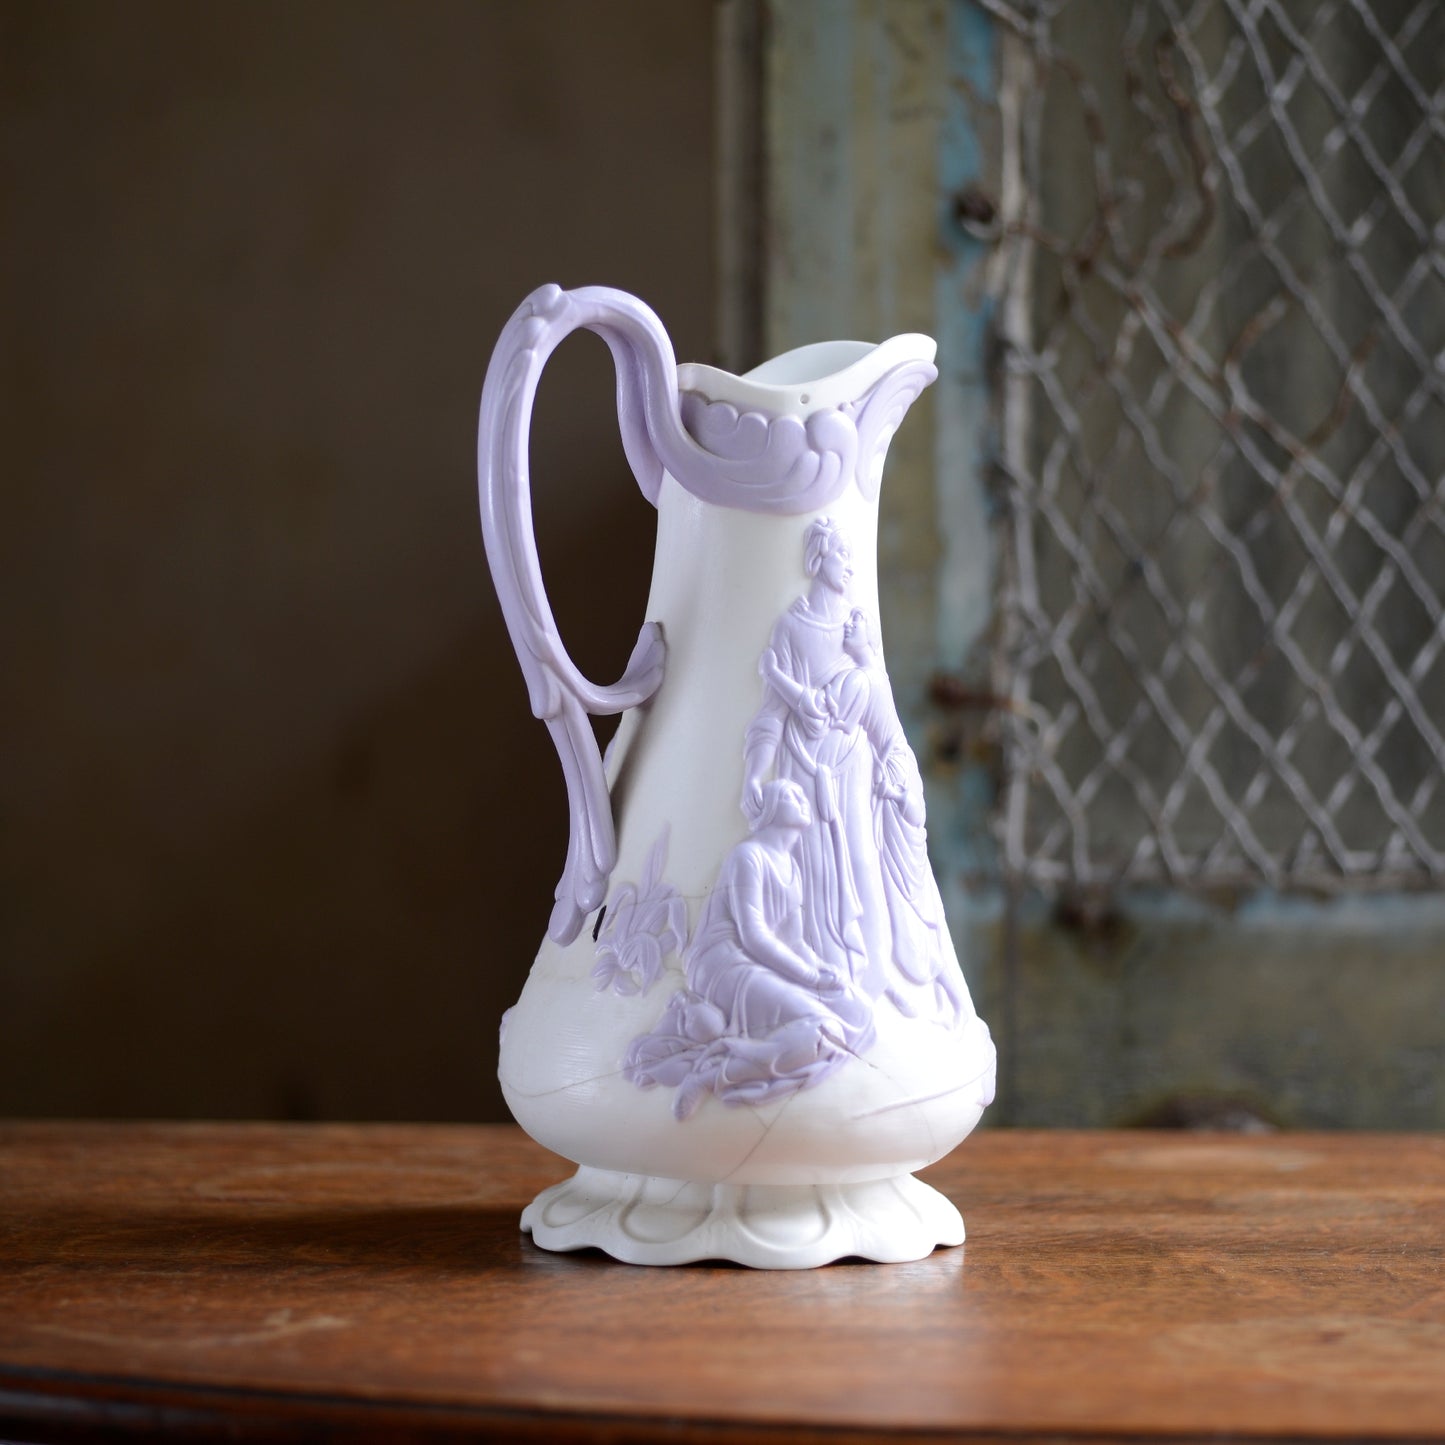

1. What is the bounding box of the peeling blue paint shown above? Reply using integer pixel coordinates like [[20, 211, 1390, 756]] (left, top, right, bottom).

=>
[[931, 0, 999, 881]]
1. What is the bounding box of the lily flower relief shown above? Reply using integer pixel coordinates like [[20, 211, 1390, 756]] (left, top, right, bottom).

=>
[[590, 827, 688, 998]]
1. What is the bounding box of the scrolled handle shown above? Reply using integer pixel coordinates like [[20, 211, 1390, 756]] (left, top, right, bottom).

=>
[[477, 285, 678, 945]]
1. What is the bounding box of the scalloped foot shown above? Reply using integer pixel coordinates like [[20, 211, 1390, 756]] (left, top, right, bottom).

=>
[[519, 1165, 964, 1269]]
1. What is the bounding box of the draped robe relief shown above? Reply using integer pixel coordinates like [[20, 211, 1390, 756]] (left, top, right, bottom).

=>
[[616, 518, 969, 1119]]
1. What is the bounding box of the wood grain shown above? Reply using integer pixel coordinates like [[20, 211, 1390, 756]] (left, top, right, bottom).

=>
[[0, 1123, 1442, 1443]]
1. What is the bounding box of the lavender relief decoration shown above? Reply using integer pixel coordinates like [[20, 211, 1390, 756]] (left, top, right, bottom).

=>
[[591, 828, 687, 998], [479, 283, 996, 1269], [623, 518, 977, 1124], [624, 779, 876, 1120]]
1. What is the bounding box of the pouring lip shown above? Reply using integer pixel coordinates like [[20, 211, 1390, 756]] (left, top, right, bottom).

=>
[[676, 333, 937, 418]]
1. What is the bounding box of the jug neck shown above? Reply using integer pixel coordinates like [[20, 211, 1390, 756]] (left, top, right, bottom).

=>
[[662, 335, 937, 517], [679, 333, 936, 418]]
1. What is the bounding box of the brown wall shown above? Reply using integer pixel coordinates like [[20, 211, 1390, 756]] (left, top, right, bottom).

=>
[[0, 1, 715, 1122]]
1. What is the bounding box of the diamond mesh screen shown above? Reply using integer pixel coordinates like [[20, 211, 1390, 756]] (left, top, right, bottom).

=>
[[979, 0, 1445, 892]]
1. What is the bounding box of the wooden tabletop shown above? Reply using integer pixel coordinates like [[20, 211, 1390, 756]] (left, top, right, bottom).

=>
[[0, 1123, 1441, 1444]]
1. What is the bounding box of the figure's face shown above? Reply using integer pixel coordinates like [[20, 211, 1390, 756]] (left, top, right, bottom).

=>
[[843, 611, 870, 661], [820, 542, 853, 594], [775, 785, 812, 830]]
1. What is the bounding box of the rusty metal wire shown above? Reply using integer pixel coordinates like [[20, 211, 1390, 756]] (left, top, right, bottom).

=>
[[979, 0, 1445, 893]]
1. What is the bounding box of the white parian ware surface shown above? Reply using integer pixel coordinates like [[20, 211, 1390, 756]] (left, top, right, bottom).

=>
[[478, 285, 996, 1268]]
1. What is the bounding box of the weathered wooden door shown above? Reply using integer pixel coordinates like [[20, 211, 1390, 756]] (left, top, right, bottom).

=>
[[722, 0, 1445, 1127]]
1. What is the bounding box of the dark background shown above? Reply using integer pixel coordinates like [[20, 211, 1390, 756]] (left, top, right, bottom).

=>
[[1, 0, 715, 1123]]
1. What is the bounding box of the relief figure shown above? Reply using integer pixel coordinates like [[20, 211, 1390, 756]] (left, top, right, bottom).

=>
[[623, 779, 874, 1120], [826, 611, 968, 1024], [742, 517, 878, 975], [625, 519, 965, 1121]]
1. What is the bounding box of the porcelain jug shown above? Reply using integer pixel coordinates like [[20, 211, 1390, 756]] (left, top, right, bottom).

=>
[[477, 284, 995, 1268]]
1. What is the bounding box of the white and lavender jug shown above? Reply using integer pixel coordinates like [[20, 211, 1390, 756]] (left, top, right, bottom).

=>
[[478, 284, 995, 1268]]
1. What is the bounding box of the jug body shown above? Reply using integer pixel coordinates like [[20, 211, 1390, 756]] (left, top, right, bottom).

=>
[[478, 285, 995, 1266]]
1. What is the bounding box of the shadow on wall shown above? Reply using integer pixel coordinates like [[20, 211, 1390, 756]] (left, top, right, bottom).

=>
[[0, 1, 713, 1121]]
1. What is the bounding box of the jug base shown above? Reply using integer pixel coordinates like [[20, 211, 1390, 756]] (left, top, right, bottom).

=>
[[519, 1164, 965, 1269]]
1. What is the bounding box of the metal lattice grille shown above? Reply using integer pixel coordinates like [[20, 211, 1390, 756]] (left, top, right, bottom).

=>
[[982, 0, 1445, 893]]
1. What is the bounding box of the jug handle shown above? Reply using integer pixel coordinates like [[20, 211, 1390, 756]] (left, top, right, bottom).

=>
[[477, 284, 676, 946]]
